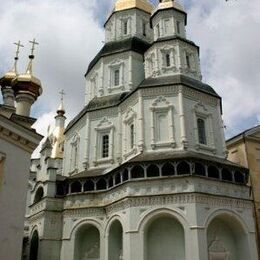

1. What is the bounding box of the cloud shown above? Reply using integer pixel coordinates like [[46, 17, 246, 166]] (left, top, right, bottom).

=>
[[186, 0, 260, 137]]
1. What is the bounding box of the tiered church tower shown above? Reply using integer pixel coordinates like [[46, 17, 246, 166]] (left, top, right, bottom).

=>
[[26, 1, 258, 260]]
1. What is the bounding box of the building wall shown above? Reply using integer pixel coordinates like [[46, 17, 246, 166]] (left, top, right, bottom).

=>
[[0, 139, 31, 260]]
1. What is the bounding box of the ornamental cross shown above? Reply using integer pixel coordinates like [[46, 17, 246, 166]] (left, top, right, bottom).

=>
[[14, 40, 24, 58], [59, 90, 65, 101], [29, 38, 39, 56]]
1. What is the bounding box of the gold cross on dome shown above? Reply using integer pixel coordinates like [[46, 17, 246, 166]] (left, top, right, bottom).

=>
[[14, 40, 24, 58], [59, 90, 65, 101], [29, 38, 39, 56]]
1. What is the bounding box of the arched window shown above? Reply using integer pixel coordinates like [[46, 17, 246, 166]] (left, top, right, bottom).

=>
[[71, 181, 82, 193], [131, 165, 144, 179], [34, 187, 44, 204], [166, 53, 171, 67], [147, 164, 160, 178], [197, 118, 207, 145], [96, 178, 107, 190], [162, 162, 175, 176], [194, 163, 206, 176], [29, 230, 39, 260], [84, 180, 95, 192], [102, 135, 109, 158], [177, 161, 190, 175]]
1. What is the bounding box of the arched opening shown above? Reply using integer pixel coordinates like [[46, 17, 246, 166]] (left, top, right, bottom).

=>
[[29, 230, 39, 260], [131, 165, 144, 179], [207, 214, 250, 260], [194, 163, 206, 176], [108, 177, 114, 188], [71, 181, 82, 193], [145, 215, 185, 260], [108, 220, 123, 260], [234, 171, 245, 184], [34, 187, 44, 204], [208, 165, 219, 179], [115, 173, 121, 185], [147, 164, 160, 178], [74, 224, 100, 260], [84, 180, 95, 192], [122, 169, 129, 182], [222, 168, 233, 182], [96, 178, 107, 190], [177, 161, 190, 175], [162, 162, 175, 176]]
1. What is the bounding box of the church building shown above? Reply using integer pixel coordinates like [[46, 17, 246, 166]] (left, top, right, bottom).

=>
[[25, 0, 259, 259]]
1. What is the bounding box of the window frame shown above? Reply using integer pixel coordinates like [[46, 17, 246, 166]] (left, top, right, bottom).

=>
[[94, 117, 115, 166], [150, 96, 176, 149]]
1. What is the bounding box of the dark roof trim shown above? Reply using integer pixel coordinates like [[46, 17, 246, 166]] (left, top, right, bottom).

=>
[[152, 36, 199, 54], [65, 75, 221, 133], [151, 7, 187, 25], [85, 37, 151, 77], [226, 125, 260, 144], [104, 7, 151, 28]]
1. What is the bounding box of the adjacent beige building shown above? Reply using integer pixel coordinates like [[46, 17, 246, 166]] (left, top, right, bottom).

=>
[[226, 125, 260, 243]]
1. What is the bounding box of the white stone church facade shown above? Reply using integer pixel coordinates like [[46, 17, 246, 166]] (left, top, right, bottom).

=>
[[25, 0, 259, 259]]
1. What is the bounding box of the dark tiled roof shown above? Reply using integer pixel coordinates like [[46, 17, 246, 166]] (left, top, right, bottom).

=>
[[226, 125, 260, 143], [139, 75, 219, 97], [85, 37, 151, 76], [65, 75, 219, 133], [154, 36, 199, 50], [65, 92, 129, 132]]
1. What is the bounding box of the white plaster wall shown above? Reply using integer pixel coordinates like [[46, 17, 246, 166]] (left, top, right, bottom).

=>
[[152, 9, 186, 40], [0, 139, 31, 260], [105, 9, 152, 43], [144, 40, 201, 80]]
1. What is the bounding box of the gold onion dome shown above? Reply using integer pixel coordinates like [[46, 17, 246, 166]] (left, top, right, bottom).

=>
[[152, 0, 185, 15], [12, 39, 42, 98], [0, 41, 24, 89], [114, 0, 154, 13]]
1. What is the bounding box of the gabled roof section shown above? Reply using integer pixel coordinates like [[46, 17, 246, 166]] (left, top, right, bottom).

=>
[[85, 37, 151, 76], [65, 75, 220, 133], [139, 75, 220, 97], [226, 125, 260, 145]]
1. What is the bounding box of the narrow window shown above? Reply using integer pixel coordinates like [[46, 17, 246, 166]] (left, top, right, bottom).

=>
[[156, 24, 160, 38], [114, 69, 120, 86], [123, 20, 128, 35], [186, 54, 190, 69], [166, 53, 171, 67], [176, 21, 181, 34], [197, 118, 207, 145], [156, 112, 168, 142], [102, 135, 109, 158], [142, 21, 146, 36], [130, 124, 134, 149]]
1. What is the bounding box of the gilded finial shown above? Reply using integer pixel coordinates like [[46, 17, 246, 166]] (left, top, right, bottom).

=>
[[26, 38, 39, 75], [57, 89, 66, 115], [12, 40, 24, 74]]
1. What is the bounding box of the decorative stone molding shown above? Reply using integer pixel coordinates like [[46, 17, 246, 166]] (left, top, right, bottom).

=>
[[150, 96, 176, 149]]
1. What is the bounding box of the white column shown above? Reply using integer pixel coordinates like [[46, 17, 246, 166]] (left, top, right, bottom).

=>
[[83, 114, 90, 169], [178, 88, 188, 148], [137, 92, 144, 152], [128, 54, 133, 89]]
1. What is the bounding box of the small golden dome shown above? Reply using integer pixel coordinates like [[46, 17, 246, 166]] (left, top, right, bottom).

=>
[[12, 52, 42, 98], [12, 73, 42, 97], [0, 69, 17, 88], [152, 0, 185, 15], [114, 0, 154, 13]]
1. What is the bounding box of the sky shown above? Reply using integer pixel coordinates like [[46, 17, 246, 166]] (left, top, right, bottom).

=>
[[0, 0, 260, 142]]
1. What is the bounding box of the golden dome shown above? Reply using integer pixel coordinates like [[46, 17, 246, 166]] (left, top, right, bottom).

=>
[[114, 0, 154, 13], [12, 60, 42, 98], [152, 0, 185, 15], [0, 69, 17, 88]]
